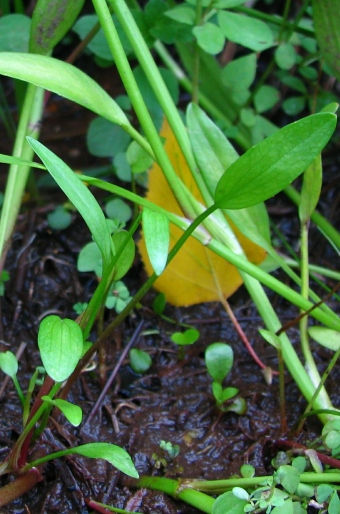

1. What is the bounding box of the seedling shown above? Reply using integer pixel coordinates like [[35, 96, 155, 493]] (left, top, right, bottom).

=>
[[171, 328, 200, 359], [105, 280, 132, 313], [152, 440, 181, 472], [205, 343, 246, 414]]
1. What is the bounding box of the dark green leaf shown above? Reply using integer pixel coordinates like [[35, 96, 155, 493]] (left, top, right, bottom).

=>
[[313, 0, 340, 81], [0, 14, 31, 52], [254, 85, 280, 113], [299, 155, 322, 224], [214, 113, 336, 209], [47, 205, 72, 230], [275, 43, 297, 70], [30, 0, 85, 54], [221, 53, 257, 91], [282, 96, 306, 116], [87, 117, 130, 157], [165, 5, 195, 25], [218, 11, 274, 52], [38, 315, 83, 382]]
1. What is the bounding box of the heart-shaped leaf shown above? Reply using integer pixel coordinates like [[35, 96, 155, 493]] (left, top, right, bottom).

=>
[[38, 315, 83, 382], [171, 328, 200, 346]]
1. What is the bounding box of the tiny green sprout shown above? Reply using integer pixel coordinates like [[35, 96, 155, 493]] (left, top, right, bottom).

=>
[[171, 328, 199, 359], [105, 280, 132, 313], [159, 440, 180, 459], [73, 302, 88, 315], [129, 348, 152, 374], [0, 351, 25, 405], [0, 270, 9, 296], [47, 205, 72, 230], [205, 343, 246, 414]]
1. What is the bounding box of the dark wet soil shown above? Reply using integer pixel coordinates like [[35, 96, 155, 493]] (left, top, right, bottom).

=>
[[1, 55, 340, 514]]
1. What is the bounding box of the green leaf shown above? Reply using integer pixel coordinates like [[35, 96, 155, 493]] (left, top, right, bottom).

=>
[[38, 315, 83, 382], [0, 53, 130, 128], [0, 351, 18, 378], [0, 14, 31, 52], [165, 5, 196, 25], [308, 327, 340, 351], [30, 0, 85, 55], [279, 75, 307, 94], [218, 11, 274, 52], [276, 465, 300, 494], [42, 396, 83, 427], [192, 23, 225, 55], [87, 117, 130, 158], [143, 208, 169, 276], [254, 85, 280, 113], [129, 348, 152, 374], [171, 328, 200, 346], [205, 343, 233, 383], [221, 53, 257, 91], [221, 386, 238, 402], [187, 103, 238, 195], [106, 198, 132, 223], [299, 154, 322, 224], [329, 491, 340, 514], [213, 490, 248, 514], [275, 43, 297, 70], [232, 487, 249, 501], [316, 484, 334, 503], [212, 382, 223, 402], [71, 442, 139, 478], [214, 113, 336, 209], [240, 464, 255, 478], [77, 242, 102, 276], [27, 139, 112, 268], [271, 498, 294, 514], [0, 154, 45, 169], [282, 96, 306, 116], [153, 292, 166, 315], [213, 0, 245, 7], [259, 329, 282, 349], [313, 0, 340, 81], [47, 206, 72, 231], [126, 141, 154, 173], [111, 231, 135, 281]]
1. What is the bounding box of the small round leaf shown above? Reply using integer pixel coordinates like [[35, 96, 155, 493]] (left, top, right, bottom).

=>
[[205, 343, 233, 383]]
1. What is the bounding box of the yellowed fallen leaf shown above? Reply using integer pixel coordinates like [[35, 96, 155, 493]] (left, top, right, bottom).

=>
[[138, 120, 266, 306]]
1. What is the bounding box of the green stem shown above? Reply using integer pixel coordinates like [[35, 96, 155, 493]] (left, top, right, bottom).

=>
[[0, 84, 44, 267], [92, 0, 197, 220], [284, 185, 340, 252]]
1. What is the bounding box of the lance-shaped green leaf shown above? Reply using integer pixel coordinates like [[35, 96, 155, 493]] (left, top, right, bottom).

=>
[[142, 208, 169, 276], [0, 153, 45, 169], [299, 155, 322, 225], [30, 0, 86, 55], [70, 443, 138, 478], [42, 396, 83, 426], [38, 315, 83, 382], [309, 327, 340, 352], [27, 138, 112, 267], [214, 113, 336, 209], [313, 0, 340, 82], [0, 53, 129, 127]]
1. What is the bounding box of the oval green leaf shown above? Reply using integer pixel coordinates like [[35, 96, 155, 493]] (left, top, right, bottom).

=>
[[214, 113, 336, 209], [38, 315, 83, 382], [0, 351, 18, 378], [218, 11, 273, 52], [143, 208, 169, 276], [129, 349, 152, 374], [71, 442, 139, 478], [205, 343, 233, 383], [308, 327, 340, 351]]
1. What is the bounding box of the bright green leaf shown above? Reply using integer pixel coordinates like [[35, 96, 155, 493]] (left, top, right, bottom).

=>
[[143, 208, 169, 276], [71, 442, 138, 478], [126, 141, 154, 173], [221, 53, 257, 91], [218, 11, 274, 52], [27, 139, 113, 269], [308, 327, 340, 351], [214, 113, 336, 209], [129, 348, 152, 374], [205, 343, 233, 383], [275, 43, 297, 70], [192, 23, 225, 55], [42, 396, 83, 426], [38, 315, 83, 382], [165, 5, 196, 25], [0, 351, 18, 378], [171, 328, 200, 346]]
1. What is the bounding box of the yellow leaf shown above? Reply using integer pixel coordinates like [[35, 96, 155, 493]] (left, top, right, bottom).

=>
[[138, 120, 266, 306]]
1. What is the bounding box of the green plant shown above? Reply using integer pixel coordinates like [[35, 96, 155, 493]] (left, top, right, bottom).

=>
[[171, 327, 200, 359], [0, 0, 340, 509], [205, 342, 246, 414]]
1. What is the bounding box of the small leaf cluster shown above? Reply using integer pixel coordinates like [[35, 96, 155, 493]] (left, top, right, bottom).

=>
[[205, 342, 246, 414], [213, 459, 340, 514]]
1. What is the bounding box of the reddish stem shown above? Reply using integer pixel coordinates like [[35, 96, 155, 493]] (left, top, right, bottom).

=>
[[0, 468, 42, 508], [276, 439, 340, 469]]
